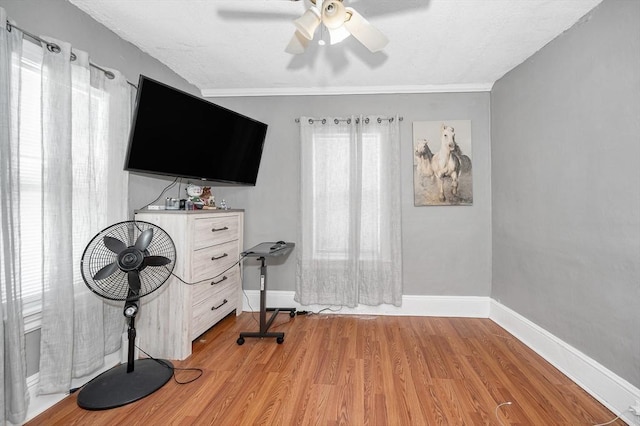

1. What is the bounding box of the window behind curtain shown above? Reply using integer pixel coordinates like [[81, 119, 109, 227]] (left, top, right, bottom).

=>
[[296, 116, 402, 308], [10, 40, 113, 331], [17, 40, 44, 331], [310, 131, 384, 261]]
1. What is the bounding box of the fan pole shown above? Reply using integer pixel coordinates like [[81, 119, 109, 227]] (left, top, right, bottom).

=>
[[127, 317, 136, 373]]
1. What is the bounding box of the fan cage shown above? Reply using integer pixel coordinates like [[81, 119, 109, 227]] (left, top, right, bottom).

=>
[[81, 220, 176, 301]]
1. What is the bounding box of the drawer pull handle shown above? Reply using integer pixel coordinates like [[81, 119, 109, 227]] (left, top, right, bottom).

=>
[[211, 299, 228, 310], [211, 226, 229, 232], [211, 276, 228, 285], [211, 253, 228, 261]]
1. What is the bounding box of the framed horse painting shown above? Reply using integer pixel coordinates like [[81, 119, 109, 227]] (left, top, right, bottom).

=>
[[413, 120, 473, 206]]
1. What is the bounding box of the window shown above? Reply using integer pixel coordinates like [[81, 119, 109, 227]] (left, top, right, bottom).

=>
[[296, 116, 402, 307], [310, 131, 383, 260], [18, 40, 44, 332]]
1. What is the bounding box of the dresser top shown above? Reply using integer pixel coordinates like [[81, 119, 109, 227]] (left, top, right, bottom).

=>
[[135, 208, 244, 215]]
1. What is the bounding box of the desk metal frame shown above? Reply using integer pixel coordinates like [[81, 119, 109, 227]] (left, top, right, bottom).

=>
[[237, 243, 296, 345]]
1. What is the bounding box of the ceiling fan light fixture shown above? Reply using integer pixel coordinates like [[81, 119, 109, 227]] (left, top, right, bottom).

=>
[[321, 0, 347, 29], [293, 5, 321, 40], [344, 7, 388, 53]]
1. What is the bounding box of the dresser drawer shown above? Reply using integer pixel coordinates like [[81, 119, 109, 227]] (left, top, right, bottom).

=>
[[191, 268, 239, 305], [191, 240, 239, 282], [193, 216, 239, 250], [191, 282, 237, 339]]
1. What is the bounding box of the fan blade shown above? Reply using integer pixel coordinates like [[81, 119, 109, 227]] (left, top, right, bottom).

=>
[[285, 30, 310, 54], [104, 236, 126, 254], [344, 7, 388, 52], [328, 25, 351, 45], [293, 5, 321, 40], [134, 228, 154, 252], [144, 255, 172, 267], [128, 270, 141, 293], [93, 262, 119, 281]]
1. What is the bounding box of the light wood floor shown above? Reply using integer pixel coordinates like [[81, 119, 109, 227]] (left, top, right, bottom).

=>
[[27, 312, 623, 425]]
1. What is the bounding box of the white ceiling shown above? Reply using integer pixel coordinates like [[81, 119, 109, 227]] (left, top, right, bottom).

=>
[[68, 0, 603, 97]]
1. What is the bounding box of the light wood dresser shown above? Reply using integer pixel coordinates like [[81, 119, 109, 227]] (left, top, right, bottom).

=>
[[134, 209, 244, 360]]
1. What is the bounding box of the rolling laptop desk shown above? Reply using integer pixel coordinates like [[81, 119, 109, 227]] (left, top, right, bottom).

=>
[[237, 242, 296, 345]]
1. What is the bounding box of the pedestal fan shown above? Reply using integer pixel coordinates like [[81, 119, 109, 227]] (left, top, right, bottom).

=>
[[78, 220, 176, 410]]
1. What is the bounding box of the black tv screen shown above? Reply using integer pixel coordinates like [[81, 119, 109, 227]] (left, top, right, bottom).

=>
[[125, 75, 267, 185]]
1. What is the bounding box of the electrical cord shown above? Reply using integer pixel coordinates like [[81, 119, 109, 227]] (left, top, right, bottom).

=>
[[495, 401, 512, 426], [137, 176, 180, 211], [494, 400, 630, 426], [136, 345, 203, 385], [67, 343, 203, 394], [168, 253, 249, 286]]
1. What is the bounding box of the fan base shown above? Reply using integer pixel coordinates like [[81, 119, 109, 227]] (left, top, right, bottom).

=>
[[77, 358, 173, 410]]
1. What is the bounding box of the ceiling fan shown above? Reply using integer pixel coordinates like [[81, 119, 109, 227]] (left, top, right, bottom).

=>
[[285, 0, 388, 54]]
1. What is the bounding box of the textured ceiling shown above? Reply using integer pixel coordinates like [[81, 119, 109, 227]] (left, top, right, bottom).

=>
[[68, 0, 603, 97]]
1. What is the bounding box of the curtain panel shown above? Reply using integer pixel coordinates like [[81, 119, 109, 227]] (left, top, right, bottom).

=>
[[295, 115, 402, 308], [0, 9, 30, 424], [0, 8, 133, 422], [37, 38, 132, 395]]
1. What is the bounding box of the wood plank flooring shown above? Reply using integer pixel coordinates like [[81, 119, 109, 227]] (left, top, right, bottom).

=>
[[26, 312, 624, 425]]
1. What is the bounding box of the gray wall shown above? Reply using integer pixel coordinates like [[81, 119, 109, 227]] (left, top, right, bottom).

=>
[[195, 94, 492, 295], [491, 0, 640, 388]]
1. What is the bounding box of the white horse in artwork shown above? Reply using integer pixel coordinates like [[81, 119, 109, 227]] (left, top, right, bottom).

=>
[[431, 123, 461, 202], [414, 138, 434, 180]]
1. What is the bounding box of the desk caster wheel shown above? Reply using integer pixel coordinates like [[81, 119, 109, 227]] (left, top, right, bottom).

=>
[[289, 311, 296, 318], [276, 337, 284, 344], [237, 337, 245, 345]]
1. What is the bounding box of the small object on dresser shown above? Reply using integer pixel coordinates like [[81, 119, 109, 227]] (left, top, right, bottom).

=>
[[165, 197, 179, 210], [219, 199, 228, 210]]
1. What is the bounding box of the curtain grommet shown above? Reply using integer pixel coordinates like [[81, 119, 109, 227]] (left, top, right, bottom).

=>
[[47, 43, 61, 54]]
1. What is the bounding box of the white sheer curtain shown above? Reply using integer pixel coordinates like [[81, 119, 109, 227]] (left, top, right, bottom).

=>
[[37, 38, 132, 394], [296, 115, 402, 307], [0, 10, 30, 424]]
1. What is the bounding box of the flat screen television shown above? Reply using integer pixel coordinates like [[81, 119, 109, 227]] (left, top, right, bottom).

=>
[[125, 75, 268, 185]]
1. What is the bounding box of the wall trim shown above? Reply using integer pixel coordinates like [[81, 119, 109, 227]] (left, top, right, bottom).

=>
[[489, 300, 640, 425], [201, 83, 493, 98], [242, 290, 491, 318]]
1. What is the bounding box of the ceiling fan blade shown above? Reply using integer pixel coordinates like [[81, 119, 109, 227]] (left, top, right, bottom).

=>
[[328, 25, 351, 45], [344, 7, 388, 52], [134, 228, 154, 252], [128, 270, 141, 293], [104, 236, 126, 254], [293, 5, 321, 40], [144, 255, 172, 267], [93, 262, 119, 281], [285, 30, 310, 54]]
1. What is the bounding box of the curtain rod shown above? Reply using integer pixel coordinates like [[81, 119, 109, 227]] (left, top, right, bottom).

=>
[[5, 20, 137, 89], [295, 116, 403, 124]]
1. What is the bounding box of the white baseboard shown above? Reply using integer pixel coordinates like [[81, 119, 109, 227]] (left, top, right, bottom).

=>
[[489, 300, 640, 426], [241, 290, 491, 318]]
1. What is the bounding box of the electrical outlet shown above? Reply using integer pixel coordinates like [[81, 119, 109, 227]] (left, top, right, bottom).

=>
[[630, 399, 640, 416]]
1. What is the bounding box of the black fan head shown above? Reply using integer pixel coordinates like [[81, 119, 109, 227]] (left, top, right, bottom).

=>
[[80, 221, 176, 301]]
